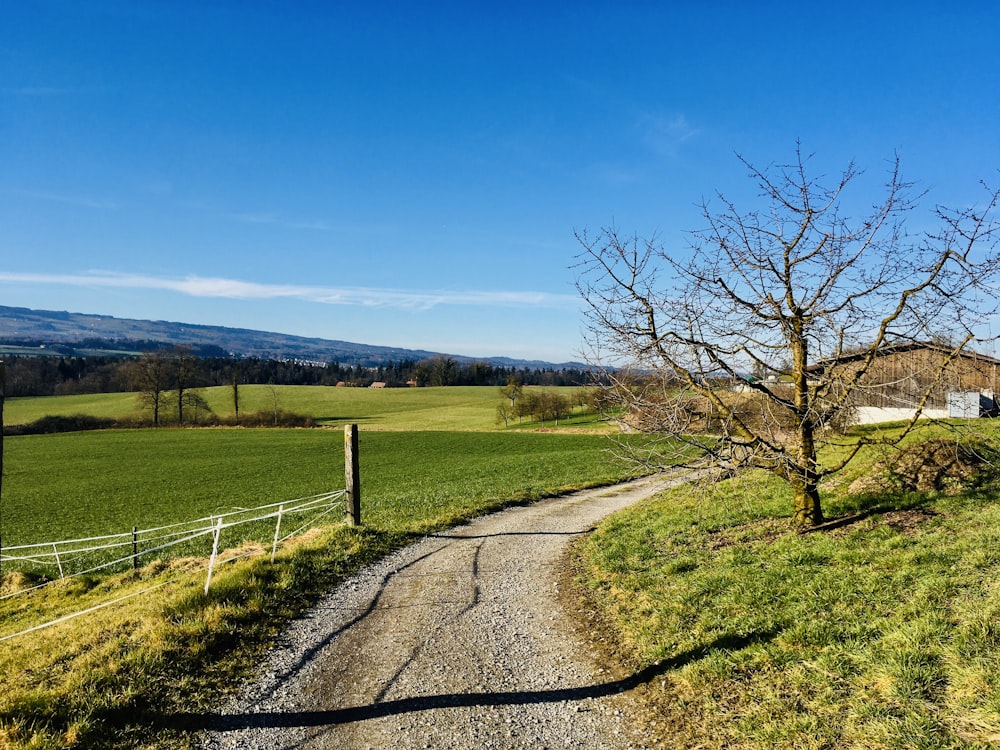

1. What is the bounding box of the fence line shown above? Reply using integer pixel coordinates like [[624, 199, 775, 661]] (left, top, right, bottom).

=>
[[0, 489, 348, 602], [0, 580, 175, 643], [0, 423, 364, 643], [3, 490, 343, 554], [0, 489, 351, 640]]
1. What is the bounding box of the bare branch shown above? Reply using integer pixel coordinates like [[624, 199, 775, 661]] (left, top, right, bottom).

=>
[[576, 149, 1000, 526]]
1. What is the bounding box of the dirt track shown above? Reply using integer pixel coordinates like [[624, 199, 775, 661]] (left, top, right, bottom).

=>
[[199, 474, 685, 749]]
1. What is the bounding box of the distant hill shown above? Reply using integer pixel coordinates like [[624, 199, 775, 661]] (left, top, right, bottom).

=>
[[0, 305, 584, 369]]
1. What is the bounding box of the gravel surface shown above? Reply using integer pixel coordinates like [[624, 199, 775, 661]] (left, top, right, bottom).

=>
[[199, 474, 685, 750]]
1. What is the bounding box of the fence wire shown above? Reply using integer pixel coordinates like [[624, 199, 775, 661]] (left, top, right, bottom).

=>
[[0, 489, 348, 601]]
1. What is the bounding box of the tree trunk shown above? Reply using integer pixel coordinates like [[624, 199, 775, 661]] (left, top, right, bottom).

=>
[[790, 321, 823, 526], [232, 376, 240, 425], [792, 476, 823, 526], [792, 424, 823, 526]]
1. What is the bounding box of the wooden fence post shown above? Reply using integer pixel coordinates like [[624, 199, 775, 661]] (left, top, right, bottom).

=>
[[344, 424, 361, 526]]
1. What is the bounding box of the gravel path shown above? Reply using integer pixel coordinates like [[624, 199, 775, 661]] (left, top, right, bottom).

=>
[[199, 474, 685, 750]]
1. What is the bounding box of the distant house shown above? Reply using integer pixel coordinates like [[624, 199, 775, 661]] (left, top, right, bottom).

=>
[[808, 342, 1000, 424]]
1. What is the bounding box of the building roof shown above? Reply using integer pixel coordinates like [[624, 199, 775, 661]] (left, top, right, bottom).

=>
[[808, 341, 1000, 372]]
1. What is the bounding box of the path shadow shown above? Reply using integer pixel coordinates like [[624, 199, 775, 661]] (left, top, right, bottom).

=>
[[162, 631, 775, 732], [248, 526, 602, 698], [243, 542, 449, 704]]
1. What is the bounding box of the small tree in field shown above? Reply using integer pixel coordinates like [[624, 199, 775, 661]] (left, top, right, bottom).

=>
[[500, 377, 522, 408], [231, 373, 240, 425], [182, 391, 213, 424], [173, 346, 197, 425], [128, 352, 171, 426], [576, 147, 1000, 526]]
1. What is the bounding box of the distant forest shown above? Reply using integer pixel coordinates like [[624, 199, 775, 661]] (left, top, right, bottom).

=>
[[2, 347, 597, 398]]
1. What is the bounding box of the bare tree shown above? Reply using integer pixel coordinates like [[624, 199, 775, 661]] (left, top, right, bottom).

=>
[[182, 390, 213, 424], [576, 147, 1000, 526], [231, 373, 240, 425], [500, 376, 522, 408], [127, 352, 171, 426], [172, 346, 197, 425]]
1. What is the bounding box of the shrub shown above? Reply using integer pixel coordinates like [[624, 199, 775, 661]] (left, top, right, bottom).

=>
[[219, 410, 316, 428], [3, 414, 120, 436]]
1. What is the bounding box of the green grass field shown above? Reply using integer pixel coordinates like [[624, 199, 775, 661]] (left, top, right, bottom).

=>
[[4, 384, 597, 431], [573, 428, 1000, 748], [4, 391, 133, 424], [2, 428, 634, 549], [0, 387, 646, 750], [9, 384, 999, 748]]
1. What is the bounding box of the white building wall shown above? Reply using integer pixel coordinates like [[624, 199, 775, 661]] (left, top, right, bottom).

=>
[[853, 407, 950, 425]]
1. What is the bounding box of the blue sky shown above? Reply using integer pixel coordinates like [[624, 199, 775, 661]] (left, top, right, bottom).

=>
[[2, 2, 999, 363]]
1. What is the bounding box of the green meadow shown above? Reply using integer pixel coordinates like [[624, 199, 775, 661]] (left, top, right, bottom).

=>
[[0, 385, 645, 749], [4, 384, 592, 431], [6, 385, 1000, 749], [4, 391, 132, 425], [573, 424, 1000, 749], [3, 428, 632, 549], [2, 384, 615, 562]]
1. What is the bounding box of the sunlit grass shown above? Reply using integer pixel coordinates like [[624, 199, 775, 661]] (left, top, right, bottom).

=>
[[0, 424, 654, 749], [2, 429, 635, 548], [0, 525, 384, 749], [4, 384, 596, 431], [573, 428, 1000, 748]]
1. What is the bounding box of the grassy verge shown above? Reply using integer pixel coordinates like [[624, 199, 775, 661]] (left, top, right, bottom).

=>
[[0, 526, 392, 749], [571, 429, 1000, 748], [0, 429, 650, 749]]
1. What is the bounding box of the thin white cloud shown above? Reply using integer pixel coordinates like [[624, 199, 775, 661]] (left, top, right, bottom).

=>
[[230, 212, 331, 231], [0, 271, 578, 311], [7, 187, 119, 210], [639, 112, 699, 156]]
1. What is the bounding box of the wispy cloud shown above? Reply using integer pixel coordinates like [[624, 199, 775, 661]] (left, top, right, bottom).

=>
[[6, 187, 119, 210], [639, 112, 699, 156], [230, 212, 331, 231], [0, 271, 578, 311]]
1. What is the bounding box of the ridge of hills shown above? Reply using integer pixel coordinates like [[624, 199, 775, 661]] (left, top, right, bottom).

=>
[[0, 305, 583, 369]]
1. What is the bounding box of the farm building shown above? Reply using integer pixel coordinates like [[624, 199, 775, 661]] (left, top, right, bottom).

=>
[[808, 342, 1000, 424]]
